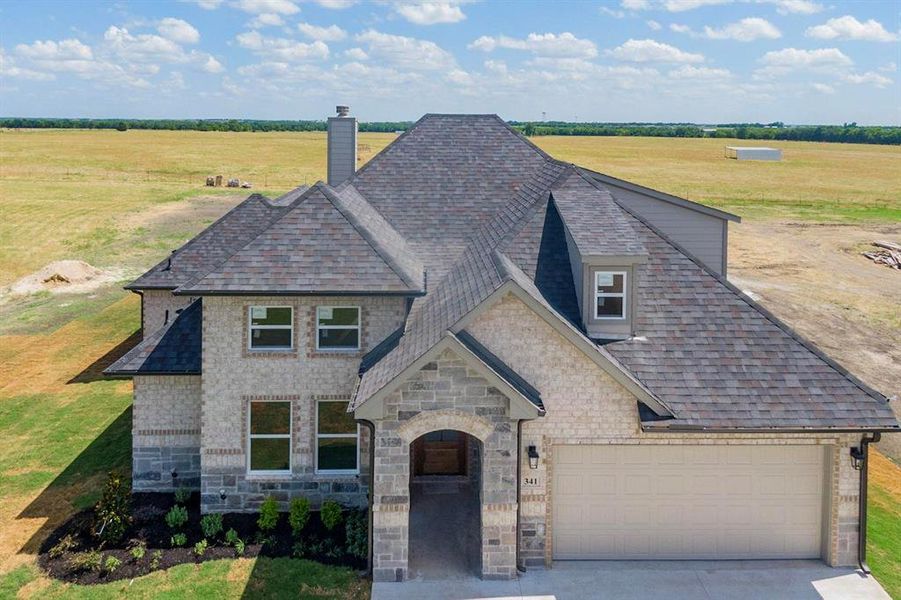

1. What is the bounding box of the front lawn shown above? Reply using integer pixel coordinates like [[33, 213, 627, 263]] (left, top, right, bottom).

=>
[[868, 450, 901, 599]]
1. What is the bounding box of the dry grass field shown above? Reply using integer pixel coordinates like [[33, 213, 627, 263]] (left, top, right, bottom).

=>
[[0, 128, 899, 598]]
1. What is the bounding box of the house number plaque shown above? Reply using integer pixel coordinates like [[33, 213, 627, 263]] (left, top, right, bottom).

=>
[[522, 475, 543, 489]]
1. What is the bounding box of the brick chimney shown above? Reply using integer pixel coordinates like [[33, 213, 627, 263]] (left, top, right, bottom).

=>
[[327, 105, 357, 186]]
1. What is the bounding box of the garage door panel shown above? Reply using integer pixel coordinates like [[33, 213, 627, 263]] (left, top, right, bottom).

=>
[[553, 445, 824, 560]]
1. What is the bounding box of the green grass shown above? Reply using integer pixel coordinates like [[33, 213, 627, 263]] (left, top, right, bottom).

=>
[[0, 558, 367, 599], [868, 471, 901, 599]]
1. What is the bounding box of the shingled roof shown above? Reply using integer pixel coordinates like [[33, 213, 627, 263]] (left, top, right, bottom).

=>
[[105, 299, 202, 376], [125, 114, 898, 432]]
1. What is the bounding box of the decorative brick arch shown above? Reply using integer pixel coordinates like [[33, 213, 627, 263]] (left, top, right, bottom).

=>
[[395, 409, 494, 444]]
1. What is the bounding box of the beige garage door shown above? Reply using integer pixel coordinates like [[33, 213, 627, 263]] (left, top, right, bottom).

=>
[[553, 445, 825, 560]]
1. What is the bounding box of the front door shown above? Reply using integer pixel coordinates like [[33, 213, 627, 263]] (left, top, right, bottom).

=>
[[412, 430, 468, 476]]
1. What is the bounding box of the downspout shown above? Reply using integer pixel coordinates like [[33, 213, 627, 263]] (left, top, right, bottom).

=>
[[358, 418, 376, 577], [855, 432, 880, 574], [516, 420, 525, 573]]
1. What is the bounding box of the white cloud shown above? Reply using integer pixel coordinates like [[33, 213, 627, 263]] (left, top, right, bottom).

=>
[[879, 61, 897, 73], [394, 1, 467, 25], [297, 22, 347, 41], [669, 23, 692, 34], [236, 30, 330, 60], [664, 0, 729, 12], [344, 47, 368, 60], [313, 0, 357, 8], [704, 17, 780, 41], [15, 38, 93, 61], [621, 0, 650, 9], [668, 64, 731, 79], [157, 18, 200, 45], [202, 55, 225, 72], [483, 59, 507, 74], [468, 32, 597, 59], [13, 36, 153, 87], [248, 13, 285, 27], [607, 39, 704, 63], [768, 0, 822, 15], [446, 68, 474, 85], [182, 0, 224, 8], [620, 0, 822, 13], [233, 0, 300, 15], [646, 20, 662, 30], [806, 16, 898, 43], [600, 6, 627, 18], [0, 48, 55, 80], [356, 30, 456, 70], [759, 47, 852, 71], [842, 71, 892, 88], [811, 82, 834, 94]]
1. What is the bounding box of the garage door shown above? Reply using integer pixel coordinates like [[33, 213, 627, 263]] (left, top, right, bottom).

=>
[[553, 445, 825, 560]]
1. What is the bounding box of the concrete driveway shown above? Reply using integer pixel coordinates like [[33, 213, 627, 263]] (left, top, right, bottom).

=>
[[371, 560, 891, 600]]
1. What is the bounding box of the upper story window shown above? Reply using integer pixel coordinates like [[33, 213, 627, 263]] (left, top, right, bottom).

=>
[[248, 306, 293, 350], [316, 306, 360, 351], [594, 271, 627, 320], [248, 400, 291, 474]]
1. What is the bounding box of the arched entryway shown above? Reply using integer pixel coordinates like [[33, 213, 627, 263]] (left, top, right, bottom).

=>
[[408, 430, 482, 579]]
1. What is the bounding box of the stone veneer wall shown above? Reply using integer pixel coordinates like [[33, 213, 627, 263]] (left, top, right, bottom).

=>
[[370, 349, 520, 582], [141, 289, 195, 336], [132, 375, 202, 491], [467, 293, 864, 568], [200, 295, 406, 513]]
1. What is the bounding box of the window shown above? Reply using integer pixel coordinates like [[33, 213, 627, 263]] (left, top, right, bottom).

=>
[[316, 306, 360, 351], [316, 400, 359, 474], [248, 401, 291, 474], [248, 306, 293, 350], [594, 271, 627, 319]]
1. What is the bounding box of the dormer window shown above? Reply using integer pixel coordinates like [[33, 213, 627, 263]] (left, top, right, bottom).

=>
[[594, 271, 627, 320]]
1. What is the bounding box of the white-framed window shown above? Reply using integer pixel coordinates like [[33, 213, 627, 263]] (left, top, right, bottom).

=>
[[247, 400, 292, 475], [316, 306, 360, 351], [248, 306, 293, 350], [594, 271, 627, 320], [315, 400, 359, 474]]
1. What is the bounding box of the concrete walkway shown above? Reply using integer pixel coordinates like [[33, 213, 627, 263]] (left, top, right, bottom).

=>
[[371, 560, 891, 600]]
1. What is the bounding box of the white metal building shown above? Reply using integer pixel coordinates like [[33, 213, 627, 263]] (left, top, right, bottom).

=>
[[725, 146, 782, 161]]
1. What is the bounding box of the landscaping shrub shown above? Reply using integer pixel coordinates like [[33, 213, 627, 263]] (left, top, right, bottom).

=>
[[93, 471, 131, 544], [165, 505, 188, 530], [103, 555, 121, 573], [257, 496, 279, 532], [174, 487, 191, 505], [128, 540, 146, 561], [320, 500, 343, 531], [345, 511, 367, 559], [170, 533, 187, 547], [48, 534, 78, 559], [200, 513, 223, 539], [234, 539, 245, 556], [68, 550, 102, 573], [225, 528, 239, 545], [289, 497, 310, 537], [193, 539, 208, 557], [150, 550, 162, 570]]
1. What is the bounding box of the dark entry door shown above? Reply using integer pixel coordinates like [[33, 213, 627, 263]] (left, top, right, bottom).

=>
[[413, 430, 467, 476]]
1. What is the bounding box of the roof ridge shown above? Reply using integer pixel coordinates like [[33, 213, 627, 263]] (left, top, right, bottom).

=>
[[347, 114, 429, 182], [318, 182, 423, 292], [580, 174, 890, 407], [173, 184, 324, 293]]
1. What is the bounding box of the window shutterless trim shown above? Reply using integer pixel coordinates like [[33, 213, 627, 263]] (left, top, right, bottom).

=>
[[314, 399, 360, 475], [594, 270, 627, 320], [247, 305, 294, 351], [315, 306, 361, 352], [247, 400, 292, 476]]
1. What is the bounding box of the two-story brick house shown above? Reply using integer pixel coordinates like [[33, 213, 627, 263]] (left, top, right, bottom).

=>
[[107, 109, 898, 582]]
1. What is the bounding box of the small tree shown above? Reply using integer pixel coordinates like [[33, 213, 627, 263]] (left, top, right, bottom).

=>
[[116, 121, 128, 132], [94, 471, 131, 544], [288, 497, 310, 537], [320, 500, 343, 531]]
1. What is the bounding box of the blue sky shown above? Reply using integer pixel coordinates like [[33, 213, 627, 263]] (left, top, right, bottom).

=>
[[1, 0, 898, 124]]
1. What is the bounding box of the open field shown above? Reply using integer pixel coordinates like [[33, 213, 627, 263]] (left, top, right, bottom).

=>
[[0, 129, 899, 597]]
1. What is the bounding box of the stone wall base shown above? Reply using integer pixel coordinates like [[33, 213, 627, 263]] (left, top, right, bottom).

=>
[[133, 446, 200, 491], [200, 471, 368, 513]]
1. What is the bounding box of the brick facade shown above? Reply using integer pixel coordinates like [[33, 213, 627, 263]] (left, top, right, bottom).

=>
[[198, 295, 406, 512], [141, 289, 194, 335], [467, 293, 864, 568], [132, 375, 201, 491]]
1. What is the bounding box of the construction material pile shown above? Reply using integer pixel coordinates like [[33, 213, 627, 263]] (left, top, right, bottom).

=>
[[863, 241, 901, 269]]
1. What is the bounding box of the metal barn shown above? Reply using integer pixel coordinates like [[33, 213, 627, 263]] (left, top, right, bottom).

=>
[[724, 146, 782, 161]]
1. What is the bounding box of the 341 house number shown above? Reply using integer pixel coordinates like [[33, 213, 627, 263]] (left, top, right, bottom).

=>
[[522, 476, 542, 487]]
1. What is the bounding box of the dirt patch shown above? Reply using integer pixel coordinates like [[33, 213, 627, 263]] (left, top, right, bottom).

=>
[[38, 493, 366, 585], [729, 220, 901, 459], [4, 261, 125, 298]]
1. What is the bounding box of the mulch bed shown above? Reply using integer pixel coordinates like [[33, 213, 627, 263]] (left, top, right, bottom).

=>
[[38, 492, 367, 585]]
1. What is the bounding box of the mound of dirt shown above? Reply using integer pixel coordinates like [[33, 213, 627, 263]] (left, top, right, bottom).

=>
[[6, 260, 121, 296]]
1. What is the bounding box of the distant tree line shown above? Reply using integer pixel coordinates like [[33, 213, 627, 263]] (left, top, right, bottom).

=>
[[1, 117, 898, 145]]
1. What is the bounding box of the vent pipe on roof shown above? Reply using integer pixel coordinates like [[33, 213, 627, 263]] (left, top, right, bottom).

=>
[[327, 105, 357, 186]]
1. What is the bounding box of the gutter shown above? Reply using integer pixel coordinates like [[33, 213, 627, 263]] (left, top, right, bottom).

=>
[[642, 424, 900, 434], [855, 432, 880, 574]]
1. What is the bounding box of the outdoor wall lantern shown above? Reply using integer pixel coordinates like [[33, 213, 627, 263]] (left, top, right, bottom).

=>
[[527, 445, 540, 470], [171, 469, 178, 480], [850, 446, 865, 470], [219, 488, 228, 501]]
